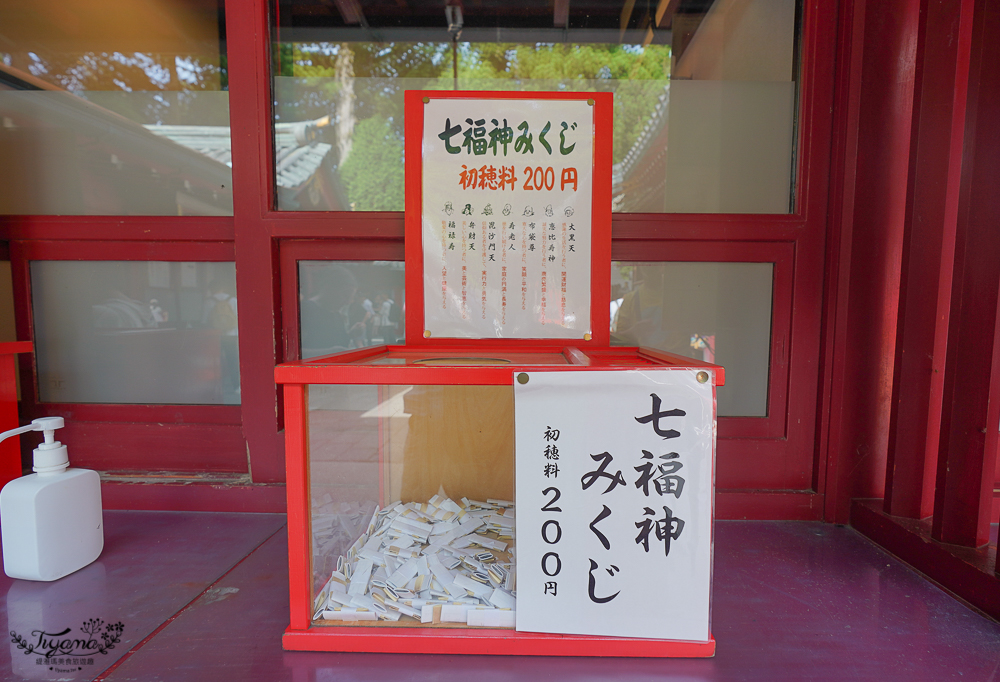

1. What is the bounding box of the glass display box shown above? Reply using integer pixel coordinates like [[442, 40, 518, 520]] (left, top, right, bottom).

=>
[[276, 91, 723, 656]]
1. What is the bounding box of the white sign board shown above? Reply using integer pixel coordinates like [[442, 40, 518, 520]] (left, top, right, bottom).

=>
[[514, 369, 715, 641], [421, 98, 593, 339]]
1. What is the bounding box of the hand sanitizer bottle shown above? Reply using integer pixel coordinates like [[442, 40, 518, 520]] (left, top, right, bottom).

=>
[[0, 417, 103, 580]]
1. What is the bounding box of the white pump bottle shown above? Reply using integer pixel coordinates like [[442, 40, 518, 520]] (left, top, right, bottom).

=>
[[0, 417, 103, 580]]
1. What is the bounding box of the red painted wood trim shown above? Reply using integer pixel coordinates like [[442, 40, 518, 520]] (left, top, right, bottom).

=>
[[638, 348, 725, 385], [0, 341, 34, 354], [278, 240, 406, 362], [227, 0, 286, 483], [851, 499, 999, 620], [818, 0, 867, 525], [821, 0, 926, 524], [284, 383, 312, 631], [283, 628, 715, 657], [589, 92, 614, 347], [62, 421, 247, 473], [611, 240, 790, 441], [274, 361, 717, 386], [265, 213, 404, 239], [932, 0, 1000, 548], [101, 481, 287, 513], [247, 212, 823, 243], [0, 352, 25, 487], [25, 404, 241, 425], [716, 490, 823, 521], [13, 240, 234, 261], [883, 0, 974, 520], [7, 237, 246, 472], [9, 243, 39, 409], [0, 216, 234, 242]]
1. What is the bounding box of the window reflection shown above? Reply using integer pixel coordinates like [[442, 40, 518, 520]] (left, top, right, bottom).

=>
[[32, 261, 240, 404], [274, 0, 798, 214], [299, 261, 405, 359], [611, 261, 773, 416], [0, 0, 232, 216]]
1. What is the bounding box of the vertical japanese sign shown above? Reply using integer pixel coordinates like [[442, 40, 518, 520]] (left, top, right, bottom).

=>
[[514, 370, 715, 641], [421, 97, 594, 339]]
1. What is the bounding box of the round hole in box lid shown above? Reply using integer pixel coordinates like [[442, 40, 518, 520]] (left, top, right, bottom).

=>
[[412, 357, 512, 366]]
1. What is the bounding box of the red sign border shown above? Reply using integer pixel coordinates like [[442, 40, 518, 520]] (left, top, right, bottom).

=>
[[403, 90, 613, 348]]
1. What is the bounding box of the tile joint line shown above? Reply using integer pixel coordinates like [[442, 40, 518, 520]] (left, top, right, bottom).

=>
[[93, 522, 287, 681]]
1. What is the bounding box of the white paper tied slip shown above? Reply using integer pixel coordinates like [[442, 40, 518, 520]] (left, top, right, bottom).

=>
[[315, 496, 517, 626]]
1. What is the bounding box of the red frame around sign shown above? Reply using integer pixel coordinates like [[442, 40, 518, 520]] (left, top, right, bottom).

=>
[[403, 90, 613, 348]]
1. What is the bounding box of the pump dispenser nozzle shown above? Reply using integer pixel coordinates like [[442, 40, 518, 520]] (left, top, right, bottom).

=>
[[0, 417, 68, 474]]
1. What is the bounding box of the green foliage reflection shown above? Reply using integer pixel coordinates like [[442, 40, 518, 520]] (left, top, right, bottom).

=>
[[275, 41, 670, 211]]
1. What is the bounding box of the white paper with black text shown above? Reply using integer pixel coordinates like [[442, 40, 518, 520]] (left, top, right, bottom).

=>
[[514, 369, 715, 641], [421, 97, 593, 339]]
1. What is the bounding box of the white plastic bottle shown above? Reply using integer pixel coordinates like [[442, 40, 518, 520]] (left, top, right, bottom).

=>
[[0, 417, 103, 581]]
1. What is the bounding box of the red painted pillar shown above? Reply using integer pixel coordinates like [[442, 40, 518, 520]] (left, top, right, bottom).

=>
[[0, 342, 33, 488], [883, 0, 974, 520], [226, 0, 287, 483], [931, 0, 1000, 548]]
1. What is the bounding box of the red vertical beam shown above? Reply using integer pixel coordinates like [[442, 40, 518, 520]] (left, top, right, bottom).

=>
[[0, 343, 32, 487], [931, 0, 1000, 548], [883, 0, 974, 519], [824, 0, 920, 523], [283, 383, 312, 630], [226, 0, 286, 482], [820, 0, 866, 524]]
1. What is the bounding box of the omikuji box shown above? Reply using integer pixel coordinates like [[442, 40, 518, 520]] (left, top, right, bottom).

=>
[[275, 91, 723, 657]]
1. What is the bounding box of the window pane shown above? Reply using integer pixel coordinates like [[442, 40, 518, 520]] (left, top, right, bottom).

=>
[[308, 383, 515, 627], [299, 261, 405, 359], [274, 0, 797, 214], [31, 261, 240, 404], [611, 262, 772, 416], [0, 1, 232, 216]]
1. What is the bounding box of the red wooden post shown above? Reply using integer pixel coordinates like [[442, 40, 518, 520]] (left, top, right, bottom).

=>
[[931, 0, 1000, 548], [883, 0, 974, 519], [282, 382, 312, 631], [226, 0, 286, 482], [0, 341, 33, 488]]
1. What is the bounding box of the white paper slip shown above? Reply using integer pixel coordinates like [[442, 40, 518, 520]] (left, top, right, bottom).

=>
[[488, 587, 516, 610], [467, 608, 516, 628], [453, 574, 492, 598], [440, 604, 473, 623], [347, 559, 374, 596], [321, 609, 378, 622]]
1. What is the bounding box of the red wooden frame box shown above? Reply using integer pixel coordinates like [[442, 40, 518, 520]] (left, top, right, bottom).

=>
[[275, 89, 721, 656], [275, 344, 722, 657]]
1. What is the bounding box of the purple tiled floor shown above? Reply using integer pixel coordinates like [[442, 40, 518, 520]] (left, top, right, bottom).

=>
[[1, 511, 285, 681], [2, 515, 998, 682]]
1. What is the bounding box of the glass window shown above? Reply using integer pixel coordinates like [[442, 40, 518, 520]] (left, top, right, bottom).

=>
[[31, 261, 240, 404], [611, 261, 773, 416], [274, 0, 798, 214], [308, 383, 515, 627], [0, 1, 232, 216], [299, 261, 405, 359]]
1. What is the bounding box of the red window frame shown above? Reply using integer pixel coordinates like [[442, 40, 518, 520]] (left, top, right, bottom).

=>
[[0, 0, 839, 520], [279, 239, 406, 364], [9, 238, 245, 474]]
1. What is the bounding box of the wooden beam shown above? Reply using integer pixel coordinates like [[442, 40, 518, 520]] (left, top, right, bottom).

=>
[[883, 0, 974, 519], [932, 0, 1000, 547]]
